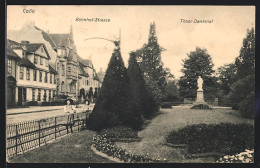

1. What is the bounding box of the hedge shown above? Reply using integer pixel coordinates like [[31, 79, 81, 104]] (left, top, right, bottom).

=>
[[166, 123, 253, 155]]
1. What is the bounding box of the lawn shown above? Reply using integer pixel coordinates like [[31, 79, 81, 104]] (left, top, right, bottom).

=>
[[115, 106, 253, 163], [9, 129, 114, 163], [9, 105, 253, 163]]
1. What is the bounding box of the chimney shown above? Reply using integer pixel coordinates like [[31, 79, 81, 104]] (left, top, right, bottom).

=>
[[21, 40, 30, 44]]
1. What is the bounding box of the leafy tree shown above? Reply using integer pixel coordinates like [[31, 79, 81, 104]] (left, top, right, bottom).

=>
[[127, 52, 158, 119], [162, 80, 180, 102], [135, 22, 173, 102], [88, 48, 142, 130], [235, 28, 255, 79], [178, 47, 217, 101], [228, 28, 255, 118], [217, 63, 237, 95]]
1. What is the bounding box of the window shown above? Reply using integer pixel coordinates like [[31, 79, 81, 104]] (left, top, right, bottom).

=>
[[40, 57, 43, 65], [34, 55, 38, 64], [49, 90, 51, 101], [61, 81, 64, 92], [7, 59, 12, 74], [26, 68, 30, 80], [54, 75, 56, 84], [57, 63, 59, 72], [45, 72, 48, 83], [39, 71, 42, 82], [50, 74, 52, 84], [38, 89, 41, 101], [32, 89, 35, 101], [43, 90, 47, 101], [33, 70, 37, 81], [20, 66, 24, 80], [87, 80, 89, 86], [53, 90, 56, 98], [62, 64, 65, 76]]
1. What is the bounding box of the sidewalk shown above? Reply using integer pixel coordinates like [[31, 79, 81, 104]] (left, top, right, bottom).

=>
[[7, 106, 64, 115], [7, 103, 95, 115]]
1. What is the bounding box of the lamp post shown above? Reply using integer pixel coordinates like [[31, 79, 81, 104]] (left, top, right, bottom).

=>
[[84, 29, 121, 48]]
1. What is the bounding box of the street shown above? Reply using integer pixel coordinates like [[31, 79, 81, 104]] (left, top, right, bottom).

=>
[[7, 104, 95, 124]]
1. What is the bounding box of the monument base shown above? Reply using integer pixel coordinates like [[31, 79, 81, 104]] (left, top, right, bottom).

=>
[[193, 91, 207, 105], [191, 91, 211, 109]]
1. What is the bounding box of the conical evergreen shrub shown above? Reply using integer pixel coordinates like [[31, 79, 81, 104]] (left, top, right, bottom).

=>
[[88, 48, 142, 130], [127, 52, 158, 119]]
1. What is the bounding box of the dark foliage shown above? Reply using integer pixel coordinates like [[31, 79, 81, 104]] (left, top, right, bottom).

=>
[[42, 102, 51, 106], [127, 52, 158, 119], [88, 48, 142, 131], [166, 123, 254, 155], [134, 22, 173, 103], [99, 127, 141, 142], [160, 102, 172, 109], [162, 80, 180, 102], [92, 127, 161, 163], [25, 101, 38, 106], [191, 104, 212, 109], [178, 47, 218, 101]]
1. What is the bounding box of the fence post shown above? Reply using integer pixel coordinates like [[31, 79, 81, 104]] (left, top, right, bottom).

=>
[[54, 117, 57, 139], [78, 114, 79, 131], [38, 120, 41, 147], [15, 124, 18, 155]]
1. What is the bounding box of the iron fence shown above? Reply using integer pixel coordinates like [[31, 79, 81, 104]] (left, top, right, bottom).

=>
[[6, 112, 89, 159]]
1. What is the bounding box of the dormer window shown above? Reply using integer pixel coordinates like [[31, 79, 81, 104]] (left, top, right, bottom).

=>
[[46, 60, 48, 67], [41, 47, 44, 53]]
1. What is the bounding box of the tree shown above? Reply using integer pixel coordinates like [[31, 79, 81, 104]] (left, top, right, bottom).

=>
[[127, 52, 158, 119], [88, 48, 142, 130], [135, 22, 173, 102], [162, 80, 179, 102], [228, 28, 255, 118], [178, 47, 217, 101], [217, 63, 237, 95], [235, 28, 255, 79]]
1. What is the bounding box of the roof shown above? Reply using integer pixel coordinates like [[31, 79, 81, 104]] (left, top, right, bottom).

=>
[[78, 62, 89, 77], [25, 43, 42, 53], [93, 68, 100, 81], [34, 26, 57, 49], [48, 34, 70, 47], [17, 58, 36, 68], [49, 65, 58, 74], [77, 55, 92, 67], [6, 39, 20, 59], [97, 70, 105, 82], [67, 49, 78, 62]]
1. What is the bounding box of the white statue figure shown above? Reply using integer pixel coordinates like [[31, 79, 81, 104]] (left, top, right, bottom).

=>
[[198, 76, 203, 91]]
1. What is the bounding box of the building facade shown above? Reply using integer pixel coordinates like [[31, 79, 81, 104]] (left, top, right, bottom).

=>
[[7, 23, 102, 107], [7, 39, 58, 106], [37, 25, 102, 98]]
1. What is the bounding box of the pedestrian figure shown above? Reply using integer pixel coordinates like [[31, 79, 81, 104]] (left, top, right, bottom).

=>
[[82, 99, 91, 112], [64, 99, 76, 134]]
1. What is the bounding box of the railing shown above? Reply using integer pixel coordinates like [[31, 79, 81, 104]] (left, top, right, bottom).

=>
[[6, 112, 89, 159]]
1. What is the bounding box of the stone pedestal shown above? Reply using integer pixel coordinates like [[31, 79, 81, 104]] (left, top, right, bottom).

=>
[[193, 90, 206, 105], [193, 76, 207, 105]]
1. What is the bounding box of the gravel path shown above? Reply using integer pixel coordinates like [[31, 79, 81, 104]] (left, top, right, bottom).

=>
[[115, 106, 253, 163]]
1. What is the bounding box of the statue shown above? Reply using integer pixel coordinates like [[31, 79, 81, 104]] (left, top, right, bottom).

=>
[[198, 76, 203, 91], [193, 76, 206, 104]]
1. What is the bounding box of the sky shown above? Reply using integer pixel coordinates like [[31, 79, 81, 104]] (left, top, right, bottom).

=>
[[7, 5, 255, 79]]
